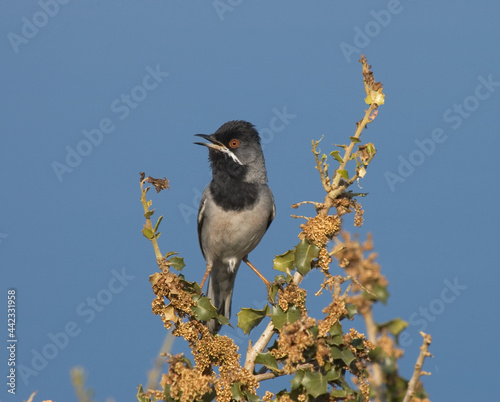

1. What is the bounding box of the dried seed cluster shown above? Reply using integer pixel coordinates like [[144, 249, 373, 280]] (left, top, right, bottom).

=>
[[278, 283, 307, 312], [318, 297, 348, 337], [161, 355, 213, 402], [333, 232, 388, 314], [271, 316, 316, 374], [342, 329, 374, 401], [300, 214, 342, 247], [150, 270, 196, 328], [377, 331, 404, 360], [148, 262, 258, 402]]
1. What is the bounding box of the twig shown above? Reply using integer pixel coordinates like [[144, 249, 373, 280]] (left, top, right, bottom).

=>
[[291, 200, 324, 210], [403, 332, 433, 402], [312, 137, 332, 193], [345, 275, 377, 298], [329, 245, 346, 256], [290, 215, 309, 220], [253, 363, 314, 382], [140, 178, 163, 262], [362, 309, 384, 402], [330, 104, 377, 193], [245, 271, 304, 373]]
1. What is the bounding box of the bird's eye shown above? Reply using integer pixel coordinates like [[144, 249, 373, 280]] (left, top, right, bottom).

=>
[[229, 139, 240, 149]]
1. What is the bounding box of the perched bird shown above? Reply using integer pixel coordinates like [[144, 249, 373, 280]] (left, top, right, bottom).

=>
[[195, 120, 275, 334]]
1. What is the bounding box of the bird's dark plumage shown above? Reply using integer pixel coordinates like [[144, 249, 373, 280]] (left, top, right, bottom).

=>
[[195, 120, 275, 333]]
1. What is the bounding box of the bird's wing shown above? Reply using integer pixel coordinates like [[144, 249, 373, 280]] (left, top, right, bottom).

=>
[[266, 191, 276, 231], [197, 188, 209, 259]]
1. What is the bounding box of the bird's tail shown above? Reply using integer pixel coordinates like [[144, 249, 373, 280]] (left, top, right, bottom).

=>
[[206, 263, 239, 334]]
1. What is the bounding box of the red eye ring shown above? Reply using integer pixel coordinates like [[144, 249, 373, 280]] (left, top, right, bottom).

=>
[[229, 139, 240, 149]]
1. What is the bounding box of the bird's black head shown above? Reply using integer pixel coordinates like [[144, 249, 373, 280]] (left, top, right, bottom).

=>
[[195, 120, 268, 184]]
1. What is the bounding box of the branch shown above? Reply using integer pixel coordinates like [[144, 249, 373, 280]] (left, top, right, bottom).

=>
[[403, 332, 433, 402], [253, 363, 314, 382], [312, 136, 332, 193], [330, 104, 377, 192], [245, 271, 304, 374], [140, 177, 164, 262], [291, 200, 324, 210], [362, 309, 384, 402]]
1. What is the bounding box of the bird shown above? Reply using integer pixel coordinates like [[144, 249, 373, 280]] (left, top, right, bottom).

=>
[[195, 120, 275, 334]]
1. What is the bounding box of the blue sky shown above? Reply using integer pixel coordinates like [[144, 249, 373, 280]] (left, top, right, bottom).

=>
[[1, 1, 499, 400]]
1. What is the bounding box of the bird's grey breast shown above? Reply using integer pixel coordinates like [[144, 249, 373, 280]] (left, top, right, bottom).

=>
[[199, 185, 273, 266]]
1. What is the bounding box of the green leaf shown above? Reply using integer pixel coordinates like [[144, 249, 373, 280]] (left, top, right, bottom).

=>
[[136, 385, 149, 402], [237, 305, 270, 334], [231, 382, 245, 400], [365, 284, 389, 304], [144, 209, 155, 218], [163, 384, 176, 402], [178, 277, 201, 295], [366, 142, 376, 156], [291, 370, 305, 390], [164, 251, 177, 258], [154, 215, 163, 232], [325, 321, 343, 346], [334, 143, 347, 149], [294, 239, 320, 275], [349, 136, 361, 143], [351, 338, 365, 350], [330, 346, 356, 366], [273, 249, 295, 272], [191, 296, 218, 321], [325, 366, 341, 382], [255, 352, 279, 371], [271, 305, 301, 329], [243, 391, 261, 402], [377, 318, 408, 337], [301, 371, 328, 398], [337, 169, 349, 181], [341, 348, 356, 366], [368, 346, 385, 362], [309, 324, 319, 339], [217, 314, 230, 326], [142, 227, 155, 240], [330, 389, 348, 398], [230, 384, 260, 402], [268, 283, 281, 303], [345, 303, 357, 319], [345, 191, 368, 197], [200, 389, 217, 402], [330, 150, 344, 163], [169, 256, 185, 271], [329, 321, 342, 337]]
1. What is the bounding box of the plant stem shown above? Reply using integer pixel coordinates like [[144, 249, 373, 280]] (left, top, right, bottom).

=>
[[403, 332, 432, 402]]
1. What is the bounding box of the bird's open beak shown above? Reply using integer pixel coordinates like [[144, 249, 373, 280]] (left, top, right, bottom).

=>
[[194, 134, 242, 165]]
